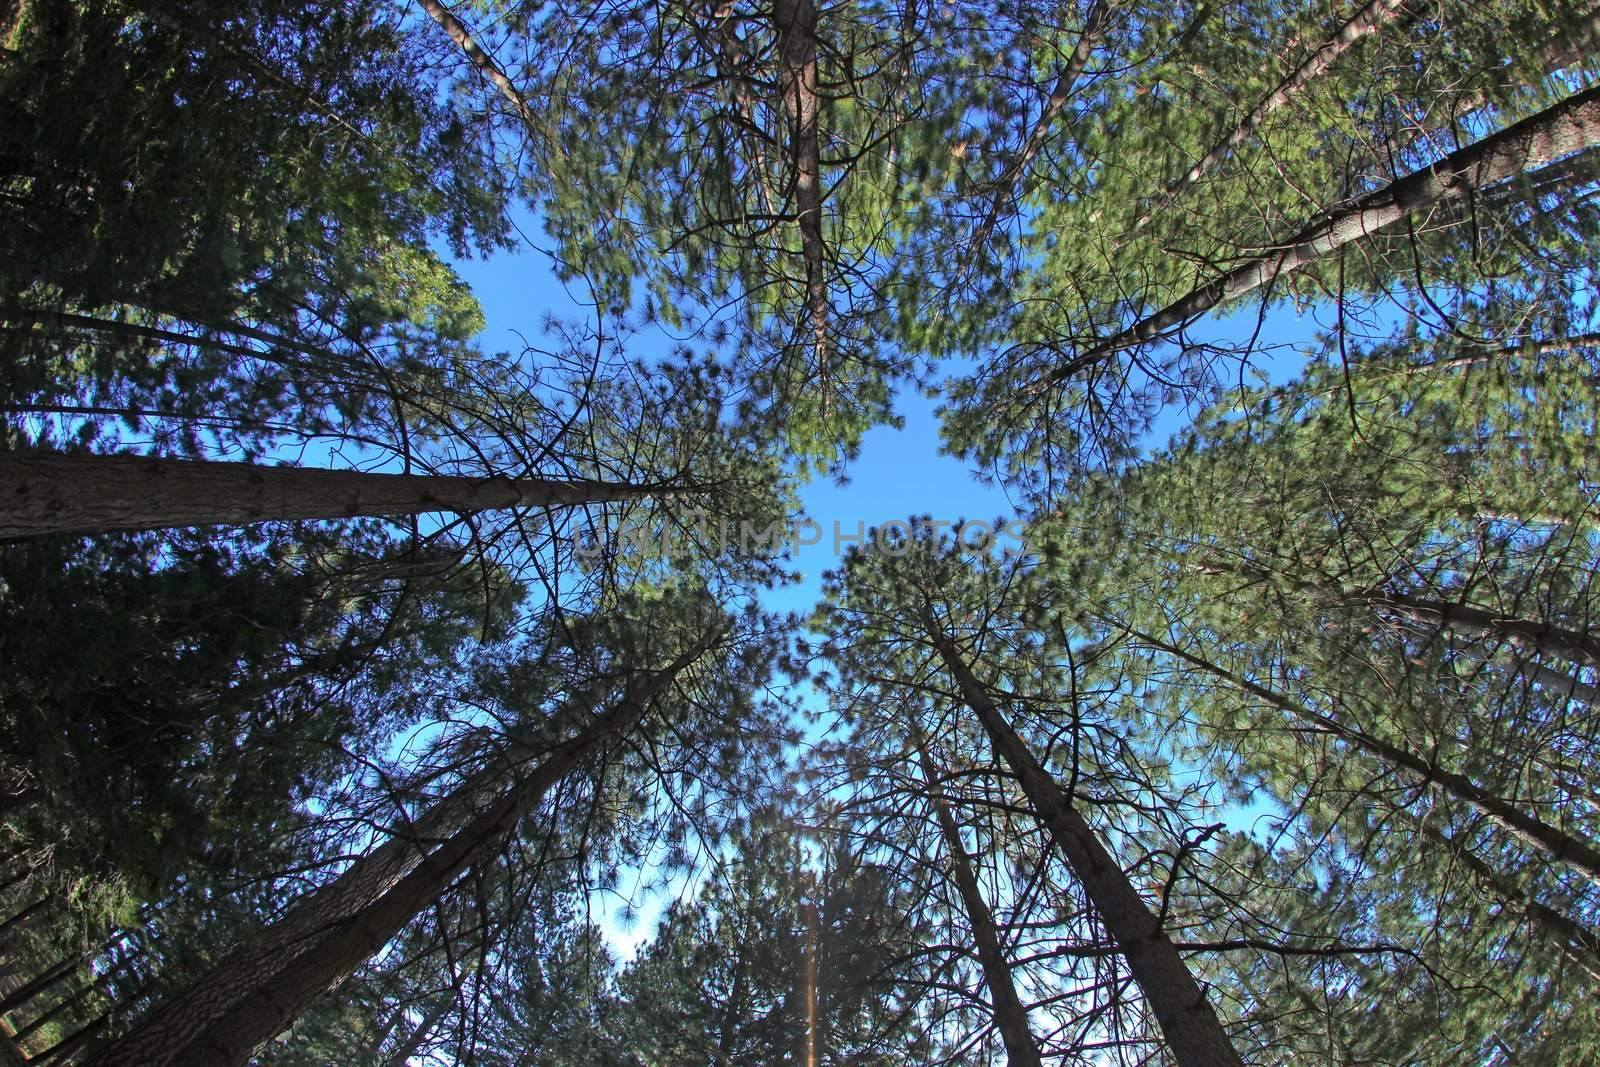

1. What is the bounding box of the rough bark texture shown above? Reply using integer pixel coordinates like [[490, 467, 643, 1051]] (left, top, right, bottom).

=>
[[88, 632, 717, 1067], [923, 611, 1245, 1067], [1054, 84, 1600, 381], [916, 743, 1044, 1067], [1131, 627, 1600, 888], [0, 452, 661, 538]]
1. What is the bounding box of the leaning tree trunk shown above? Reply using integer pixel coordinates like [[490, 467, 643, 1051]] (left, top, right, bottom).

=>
[[1129, 626, 1600, 889], [380, 997, 452, 1067], [418, 0, 540, 135], [1051, 84, 1600, 382], [1418, 816, 1600, 984], [958, 0, 1108, 282], [915, 740, 1044, 1067], [1136, 0, 1410, 230], [0, 452, 668, 538], [921, 609, 1245, 1067], [1373, 591, 1600, 670], [87, 631, 717, 1067]]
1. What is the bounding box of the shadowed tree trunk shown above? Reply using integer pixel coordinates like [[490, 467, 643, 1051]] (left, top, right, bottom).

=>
[[774, 0, 829, 391], [0, 452, 672, 538]]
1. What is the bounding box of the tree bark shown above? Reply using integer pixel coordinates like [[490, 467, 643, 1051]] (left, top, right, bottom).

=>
[[1128, 626, 1600, 889], [1051, 84, 1600, 383], [921, 609, 1245, 1067], [418, 0, 542, 137], [0, 957, 74, 1017], [0, 452, 667, 538], [1450, 643, 1600, 706], [87, 630, 718, 1067], [915, 741, 1044, 1067], [380, 998, 451, 1067], [962, 0, 1109, 275]]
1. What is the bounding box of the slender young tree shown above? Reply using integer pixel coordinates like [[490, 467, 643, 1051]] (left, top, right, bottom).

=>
[[914, 740, 1044, 1067]]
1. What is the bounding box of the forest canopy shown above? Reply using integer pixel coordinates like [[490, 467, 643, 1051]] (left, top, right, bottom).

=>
[[2, 0, 1599, 1063]]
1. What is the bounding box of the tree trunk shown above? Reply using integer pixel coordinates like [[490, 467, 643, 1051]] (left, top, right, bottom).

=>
[[1137, 0, 1409, 230], [1450, 643, 1600, 706], [0, 0, 27, 50], [922, 609, 1245, 1067], [961, 0, 1109, 275], [0, 452, 667, 538], [87, 631, 717, 1067], [380, 998, 451, 1067], [915, 741, 1044, 1067], [1128, 626, 1600, 888], [418, 0, 540, 135], [30, 1005, 113, 1066], [0, 896, 49, 944], [774, 0, 829, 389], [1052, 84, 1600, 382], [1419, 817, 1600, 983], [1374, 591, 1600, 669], [0, 958, 74, 1017]]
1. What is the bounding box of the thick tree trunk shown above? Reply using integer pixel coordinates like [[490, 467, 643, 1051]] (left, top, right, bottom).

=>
[[1130, 626, 1600, 888], [87, 632, 716, 1067], [1052, 84, 1600, 382], [916, 742, 1044, 1067], [0, 452, 665, 538], [1137, 0, 1410, 230], [922, 610, 1245, 1067]]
